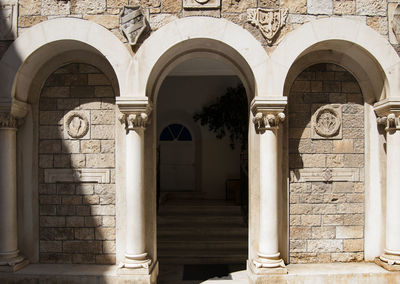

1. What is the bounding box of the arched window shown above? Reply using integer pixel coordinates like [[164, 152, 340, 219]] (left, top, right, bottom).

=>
[[160, 124, 192, 141]]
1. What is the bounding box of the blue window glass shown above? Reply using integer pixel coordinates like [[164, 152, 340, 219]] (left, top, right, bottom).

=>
[[178, 127, 192, 141], [169, 123, 182, 138], [160, 124, 192, 141], [160, 127, 174, 141]]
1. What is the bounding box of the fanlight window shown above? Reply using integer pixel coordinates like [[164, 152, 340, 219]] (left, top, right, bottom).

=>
[[160, 124, 192, 141]]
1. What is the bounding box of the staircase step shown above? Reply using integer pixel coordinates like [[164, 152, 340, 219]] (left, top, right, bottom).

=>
[[158, 227, 247, 239], [158, 256, 247, 265], [158, 205, 242, 216], [157, 216, 244, 226], [158, 240, 247, 250]]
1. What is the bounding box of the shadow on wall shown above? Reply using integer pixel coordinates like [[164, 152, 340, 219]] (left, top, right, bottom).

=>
[[37, 63, 117, 264], [288, 63, 366, 264]]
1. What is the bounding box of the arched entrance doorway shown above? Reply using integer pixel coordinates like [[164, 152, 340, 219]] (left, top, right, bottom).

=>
[[155, 57, 248, 280]]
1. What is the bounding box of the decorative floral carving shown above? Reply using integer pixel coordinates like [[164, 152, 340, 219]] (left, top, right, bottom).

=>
[[0, 112, 18, 129], [246, 8, 288, 45], [119, 6, 149, 46], [65, 111, 89, 139], [377, 113, 399, 132], [322, 168, 332, 182], [253, 112, 285, 132], [311, 105, 342, 139], [119, 112, 149, 130]]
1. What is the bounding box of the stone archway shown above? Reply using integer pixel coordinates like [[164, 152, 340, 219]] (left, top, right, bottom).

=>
[[271, 17, 400, 269], [0, 17, 129, 270], [116, 16, 290, 281]]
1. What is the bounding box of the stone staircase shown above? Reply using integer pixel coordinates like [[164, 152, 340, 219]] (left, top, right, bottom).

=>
[[157, 199, 248, 265]]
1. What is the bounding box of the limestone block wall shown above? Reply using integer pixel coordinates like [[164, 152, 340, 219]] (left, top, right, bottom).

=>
[[288, 63, 365, 263], [38, 63, 116, 264], [12, 0, 389, 53]]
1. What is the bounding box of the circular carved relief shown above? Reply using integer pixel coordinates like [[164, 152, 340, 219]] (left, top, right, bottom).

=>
[[195, 0, 209, 3], [313, 107, 341, 137], [65, 112, 89, 138]]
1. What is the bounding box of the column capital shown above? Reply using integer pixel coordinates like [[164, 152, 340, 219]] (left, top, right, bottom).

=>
[[250, 97, 287, 131], [374, 98, 400, 132], [116, 96, 152, 131], [0, 112, 18, 129]]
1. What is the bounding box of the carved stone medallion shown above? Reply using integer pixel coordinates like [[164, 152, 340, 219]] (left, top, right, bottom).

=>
[[311, 104, 342, 139], [64, 111, 90, 139], [247, 8, 288, 45], [0, 2, 17, 40], [119, 6, 149, 46], [183, 0, 220, 9]]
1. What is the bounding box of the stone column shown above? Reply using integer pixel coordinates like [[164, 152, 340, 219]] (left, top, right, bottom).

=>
[[117, 97, 153, 272], [375, 100, 400, 270], [0, 112, 27, 271], [250, 97, 287, 273]]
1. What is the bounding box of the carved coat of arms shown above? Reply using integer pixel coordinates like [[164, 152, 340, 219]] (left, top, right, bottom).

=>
[[247, 8, 288, 45], [119, 6, 149, 46]]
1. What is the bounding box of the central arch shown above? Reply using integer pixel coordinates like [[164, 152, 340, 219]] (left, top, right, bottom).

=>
[[127, 16, 283, 275]]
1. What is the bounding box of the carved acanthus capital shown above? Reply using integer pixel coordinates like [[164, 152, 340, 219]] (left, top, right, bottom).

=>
[[374, 99, 400, 132], [377, 113, 399, 132], [119, 112, 149, 130], [0, 112, 18, 129], [250, 96, 287, 132], [116, 96, 152, 132], [253, 112, 285, 131]]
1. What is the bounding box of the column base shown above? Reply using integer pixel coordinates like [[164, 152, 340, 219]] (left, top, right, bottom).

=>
[[375, 252, 400, 271], [118, 258, 158, 282], [248, 258, 287, 275], [0, 254, 28, 272]]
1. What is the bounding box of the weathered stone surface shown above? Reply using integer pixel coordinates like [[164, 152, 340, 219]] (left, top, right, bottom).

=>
[[323, 215, 344, 226], [331, 252, 363, 262], [291, 227, 312, 239], [71, 0, 106, 15], [91, 205, 115, 216], [95, 86, 114, 97], [307, 240, 342, 253], [103, 241, 116, 253], [281, 0, 306, 13], [366, 16, 388, 35], [66, 216, 85, 227], [84, 15, 119, 29], [75, 228, 94, 240], [307, 0, 332, 15], [63, 241, 102, 253], [19, 0, 41, 15], [107, 0, 128, 7], [91, 125, 115, 139], [62, 140, 80, 154], [91, 110, 114, 124], [334, 0, 355, 15], [88, 74, 111, 85], [81, 140, 101, 153], [336, 226, 363, 238], [86, 154, 115, 168], [41, 0, 70, 15], [343, 239, 363, 252], [18, 15, 47, 28], [311, 226, 336, 239], [356, 0, 386, 16]]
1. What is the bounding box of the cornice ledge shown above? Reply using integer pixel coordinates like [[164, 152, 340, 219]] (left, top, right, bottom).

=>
[[250, 96, 287, 116], [374, 98, 400, 116]]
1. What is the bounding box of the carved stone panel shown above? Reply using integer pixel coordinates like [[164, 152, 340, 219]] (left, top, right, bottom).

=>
[[290, 168, 361, 183], [64, 111, 90, 139], [0, 1, 17, 40], [390, 3, 400, 44], [183, 0, 221, 9], [246, 8, 288, 45], [44, 169, 111, 184], [119, 6, 150, 46], [311, 104, 342, 139]]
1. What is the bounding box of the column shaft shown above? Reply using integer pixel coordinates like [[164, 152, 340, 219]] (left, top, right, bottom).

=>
[[258, 128, 279, 256], [125, 128, 147, 259], [0, 128, 18, 260], [386, 131, 400, 254]]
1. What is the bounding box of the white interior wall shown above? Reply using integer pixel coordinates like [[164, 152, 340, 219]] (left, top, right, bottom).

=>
[[157, 75, 242, 199]]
